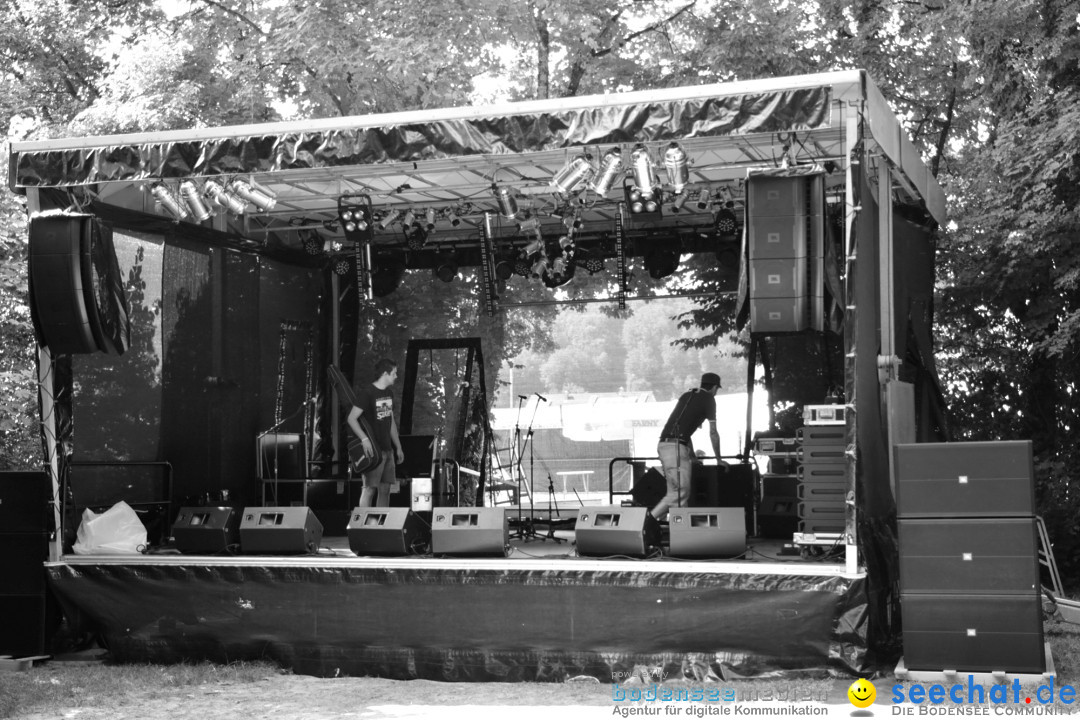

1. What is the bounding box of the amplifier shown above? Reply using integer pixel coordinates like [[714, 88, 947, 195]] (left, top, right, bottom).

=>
[[348, 507, 429, 556], [239, 506, 323, 554], [431, 507, 507, 556], [898, 518, 1039, 594], [895, 441, 1034, 517], [796, 426, 845, 445], [575, 506, 661, 558], [803, 405, 845, 425], [173, 507, 240, 554], [668, 507, 745, 558], [901, 593, 1044, 673]]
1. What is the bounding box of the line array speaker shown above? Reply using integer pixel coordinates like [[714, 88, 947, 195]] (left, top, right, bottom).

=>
[[239, 506, 323, 554]]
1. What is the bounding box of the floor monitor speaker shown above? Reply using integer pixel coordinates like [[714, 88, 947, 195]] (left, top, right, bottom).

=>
[[239, 506, 323, 554], [575, 506, 661, 558], [431, 507, 507, 556], [173, 507, 241, 554], [668, 507, 746, 558], [348, 507, 430, 556]]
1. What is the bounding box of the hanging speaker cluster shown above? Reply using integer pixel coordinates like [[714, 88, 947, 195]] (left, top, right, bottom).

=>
[[28, 214, 131, 355]]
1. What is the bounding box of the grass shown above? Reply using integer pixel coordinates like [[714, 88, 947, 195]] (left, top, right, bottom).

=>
[[0, 660, 282, 719]]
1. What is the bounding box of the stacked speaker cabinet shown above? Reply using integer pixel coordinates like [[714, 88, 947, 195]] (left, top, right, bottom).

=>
[[895, 441, 1045, 674], [0, 472, 51, 656], [796, 424, 846, 534], [746, 174, 825, 334]]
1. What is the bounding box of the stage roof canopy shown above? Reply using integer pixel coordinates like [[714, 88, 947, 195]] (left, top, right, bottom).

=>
[[8, 70, 946, 261]]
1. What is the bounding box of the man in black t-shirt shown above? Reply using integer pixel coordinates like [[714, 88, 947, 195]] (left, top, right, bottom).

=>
[[651, 372, 723, 521], [349, 358, 405, 507]]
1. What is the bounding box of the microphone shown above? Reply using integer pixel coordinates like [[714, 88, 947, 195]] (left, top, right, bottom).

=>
[[518, 395, 529, 400], [535, 393, 548, 402]]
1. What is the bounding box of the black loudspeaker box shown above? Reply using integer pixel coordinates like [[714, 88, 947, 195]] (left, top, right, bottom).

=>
[[757, 494, 799, 539], [692, 463, 754, 534], [898, 518, 1039, 595], [0, 596, 46, 657], [239, 506, 323, 554], [0, 534, 50, 595], [173, 507, 241, 554], [630, 467, 666, 510], [901, 593, 1044, 673], [0, 471, 51, 533], [575, 506, 661, 558], [347, 507, 430, 556], [430, 507, 507, 556], [895, 441, 1034, 518], [668, 507, 746, 558]]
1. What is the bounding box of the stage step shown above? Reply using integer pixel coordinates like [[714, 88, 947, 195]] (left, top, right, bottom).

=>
[[0, 655, 51, 672]]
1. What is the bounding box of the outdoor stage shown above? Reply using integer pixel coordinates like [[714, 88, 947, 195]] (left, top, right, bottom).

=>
[[44, 519, 868, 682]]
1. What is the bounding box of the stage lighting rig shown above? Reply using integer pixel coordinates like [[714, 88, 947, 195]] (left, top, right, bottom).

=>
[[551, 153, 596, 195], [229, 179, 277, 212], [337, 195, 375, 249], [493, 184, 519, 220], [434, 251, 459, 282], [663, 143, 690, 194], [179, 180, 213, 222], [204, 180, 246, 214], [150, 183, 188, 220]]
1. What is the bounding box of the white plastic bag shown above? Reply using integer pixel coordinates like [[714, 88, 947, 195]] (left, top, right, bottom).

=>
[[72, 500, 148, 555]]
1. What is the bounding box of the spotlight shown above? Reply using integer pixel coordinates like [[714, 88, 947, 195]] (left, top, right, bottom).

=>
[[624, 182, 663, 221], [670, 191, 689, 213], [551, 153, 595, 194], [434, 252, 459, 282], [371, 257, 406, 297], [591, 148, 624, 196], [542, 255, 576, 288], [179, 180, 212, 222], [663, 143, 690, 194], [629, 144, 659, 199], [518, 216, 541, 233], [229, 180, 276, 211], [402, 209, 418, 230], [494, 185, 519, 220], [530, 256, 549, 277], [714, 207, 739, 241], [150, 183, 188, 220], [379, 209, 402, 229], [644, 248, 680, 279], [338, 205, 371, 234], [513, 256, 532, 277], [494, 254, 515, 281], [424, 208, 437, 232], [204, 180, 246, 214], [523, 234, 545, 257], [696, 188, 711, 210]]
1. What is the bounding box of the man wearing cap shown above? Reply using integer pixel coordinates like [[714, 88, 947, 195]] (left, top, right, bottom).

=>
[[651, 372, 724, 521]]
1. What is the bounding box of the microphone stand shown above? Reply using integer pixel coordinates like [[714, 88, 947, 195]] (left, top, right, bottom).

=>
[[256, 398, 312, 506]]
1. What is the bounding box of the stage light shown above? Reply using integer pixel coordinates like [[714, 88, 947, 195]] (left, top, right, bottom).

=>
[[179, 180, 212, 222], [644, 248, 680, 279], [542, 255, 576, 288], [494, 255, 515, 281], [371, 258, 406, 297], [669, 189, 686, 212], [531, 256, 548, 277], [523, 235, 545, 256], [339, 206, 370, 233], [518, 216, 541, 233], [558, 235, 574, 251], [714, 207, 739, 241], [562, 212, 582, 233], [333, 256, 352, 276], [494, 185, 519, 220], [150, 183, 188, 220], [204, 180, 247, 214], [379, 209, 402, 229], [551, 153, 595, 194], [434, 252, 458, 282], [624, 182, 663, 221], [663, 143, 690, 194], [424, 208, 437, 231], [402, 210, 418, 231], [513, 256, 532, 277], [696, 188, 711, 210], [405, 228, 428, 251], [583, 254, 605, 275], [301, 230, 323, 255], [591, 148, 623, 196], [630, 144, 659, 199], [229, 180, 276, 211]]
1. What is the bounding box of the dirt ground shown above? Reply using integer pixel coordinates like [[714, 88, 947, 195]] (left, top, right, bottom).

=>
[[9, 672, 859, 720]]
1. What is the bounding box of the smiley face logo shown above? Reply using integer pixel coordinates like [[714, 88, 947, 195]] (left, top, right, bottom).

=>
[[848, 678, 876, 708]]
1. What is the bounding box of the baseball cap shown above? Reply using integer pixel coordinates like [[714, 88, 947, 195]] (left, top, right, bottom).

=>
[[701, 372, 721, 388]]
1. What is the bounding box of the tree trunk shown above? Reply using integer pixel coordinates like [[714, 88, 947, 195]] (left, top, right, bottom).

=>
[[532, 3, 550, 99]]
